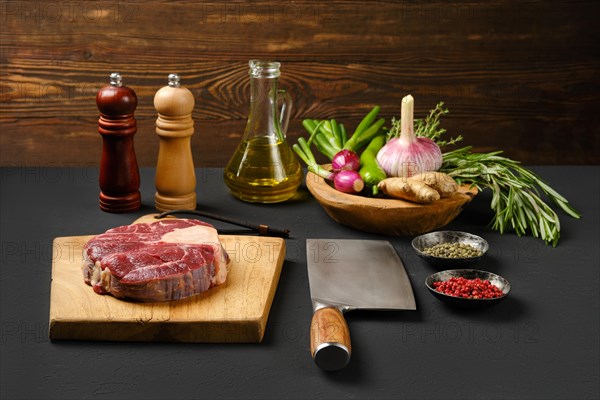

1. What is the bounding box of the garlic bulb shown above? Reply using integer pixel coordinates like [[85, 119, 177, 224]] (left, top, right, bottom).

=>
[[376, 94, 442, 177]]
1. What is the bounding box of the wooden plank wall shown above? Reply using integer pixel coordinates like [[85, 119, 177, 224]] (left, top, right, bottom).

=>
[[1, 0, 599, 167]]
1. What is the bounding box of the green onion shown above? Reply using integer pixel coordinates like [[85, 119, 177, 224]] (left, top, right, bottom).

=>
[[330, 119, 343, 150], [299, 106, 385, 159], [293, 138, 335, 181], [339, 123, 348, 146]]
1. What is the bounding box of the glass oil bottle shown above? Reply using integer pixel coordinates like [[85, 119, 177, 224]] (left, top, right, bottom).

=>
[[224, 60, 303, 203]]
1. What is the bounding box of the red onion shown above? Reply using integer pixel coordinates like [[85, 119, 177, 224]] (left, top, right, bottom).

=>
[[331, 150, 360, 172], [334, 170, 364, 194], [376, 95, 442, 177]]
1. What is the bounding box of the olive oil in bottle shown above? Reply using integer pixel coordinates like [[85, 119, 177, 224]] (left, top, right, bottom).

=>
[[223, 60, 302, 203], [224, 136, 302, 203]]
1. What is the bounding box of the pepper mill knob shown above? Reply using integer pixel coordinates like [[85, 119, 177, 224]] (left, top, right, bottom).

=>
[[110, 72, 122, 86], [96, 73, 141, 213], [154, 74, 197, 211]]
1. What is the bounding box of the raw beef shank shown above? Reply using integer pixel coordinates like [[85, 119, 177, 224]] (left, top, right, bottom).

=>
[[82, 219, 230, 302]]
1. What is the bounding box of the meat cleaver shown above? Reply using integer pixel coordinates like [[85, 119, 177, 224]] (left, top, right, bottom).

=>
[[306, 239, 416, 371]]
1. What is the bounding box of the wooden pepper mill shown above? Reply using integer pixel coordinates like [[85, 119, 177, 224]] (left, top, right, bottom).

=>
[[96, 72, 141, 213], [154, 73, 197, 211]]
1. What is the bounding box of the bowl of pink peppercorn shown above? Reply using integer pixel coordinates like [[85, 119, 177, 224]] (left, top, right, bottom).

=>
[[425, 269, 510, 308]]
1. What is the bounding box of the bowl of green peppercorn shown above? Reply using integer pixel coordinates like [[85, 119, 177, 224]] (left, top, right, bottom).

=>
[[412, 231, 488, 268]]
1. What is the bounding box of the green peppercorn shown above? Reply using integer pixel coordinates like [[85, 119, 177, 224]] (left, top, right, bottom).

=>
[[422, 242, 482, 258]]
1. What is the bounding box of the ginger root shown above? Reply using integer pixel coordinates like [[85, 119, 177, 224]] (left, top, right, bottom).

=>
[[410, 172, 458, 198], [378, 177, 440, 204]]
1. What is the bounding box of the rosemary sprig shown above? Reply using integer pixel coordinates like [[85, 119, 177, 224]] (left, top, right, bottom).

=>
[[404, 102, 581, 246], [441, 146, 580, 246]]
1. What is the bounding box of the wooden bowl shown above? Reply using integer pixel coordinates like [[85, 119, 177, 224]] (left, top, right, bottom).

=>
[[305, 169, 478, 236]]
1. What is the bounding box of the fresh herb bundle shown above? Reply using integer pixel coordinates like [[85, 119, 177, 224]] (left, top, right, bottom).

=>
[[390, 102, 581, 246]]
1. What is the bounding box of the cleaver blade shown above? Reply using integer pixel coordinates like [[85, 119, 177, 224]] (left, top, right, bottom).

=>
[[306, 238, 416, 371]]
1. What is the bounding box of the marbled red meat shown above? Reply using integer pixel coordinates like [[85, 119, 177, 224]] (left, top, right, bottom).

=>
[[82, 219, 229, 302]]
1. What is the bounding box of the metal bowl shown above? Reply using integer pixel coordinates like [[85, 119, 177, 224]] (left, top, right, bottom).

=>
[[425, 269, 510, 308], [412, 231, 488, 268]]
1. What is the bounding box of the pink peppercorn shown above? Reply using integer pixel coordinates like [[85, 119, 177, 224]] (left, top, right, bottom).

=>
[[433, 277, 504, 299]]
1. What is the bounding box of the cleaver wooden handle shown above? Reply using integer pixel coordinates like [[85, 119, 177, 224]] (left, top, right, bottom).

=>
[[310, 307, 351, 371]]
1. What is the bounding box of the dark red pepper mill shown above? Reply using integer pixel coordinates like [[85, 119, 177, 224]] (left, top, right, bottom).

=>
[[96, 72, 141, 213]]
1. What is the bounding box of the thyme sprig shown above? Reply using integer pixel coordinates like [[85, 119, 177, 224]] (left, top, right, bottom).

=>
[[388, 102, 463, 147], [400, 102, 581, 246]]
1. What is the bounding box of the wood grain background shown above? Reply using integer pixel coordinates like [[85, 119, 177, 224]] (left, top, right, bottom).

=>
[[1, 0, 599, 167]]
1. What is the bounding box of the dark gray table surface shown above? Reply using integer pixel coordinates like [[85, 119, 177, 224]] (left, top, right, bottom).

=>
[[1, 166, 598, 400]]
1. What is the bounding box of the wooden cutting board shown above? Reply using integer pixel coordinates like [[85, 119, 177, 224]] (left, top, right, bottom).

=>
[[49, 214, 285, 343]]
